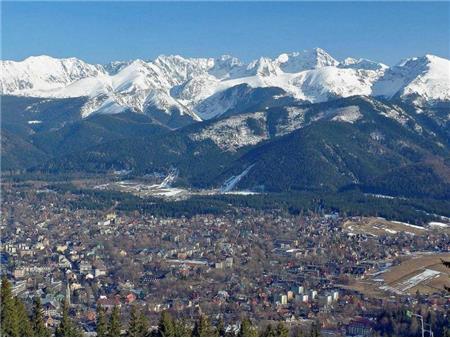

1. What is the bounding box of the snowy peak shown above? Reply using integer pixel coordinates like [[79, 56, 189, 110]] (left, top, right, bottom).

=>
[[340, 57, 388, 71], [1, 50, 449, 123], [291, 67, 375, 102], [153, 54, 213, 85], [208, 55, 243, 79], [103, 60, 133, 75], [0, 55, 106, 95], [277, 48, 339, 73], [245, 57, 282, 77], [373, 54, 450, 105]]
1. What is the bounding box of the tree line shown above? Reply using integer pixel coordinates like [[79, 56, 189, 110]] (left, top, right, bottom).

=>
[[1, 277, 52, 336], [1, 277, 301, 337], [93, 307, 298, 337]]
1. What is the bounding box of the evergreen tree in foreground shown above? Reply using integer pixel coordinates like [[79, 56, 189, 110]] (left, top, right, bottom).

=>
[[1, 277, 20, 336], [96, 304, 108, 337], [108, 305, 122, 336], [192, 314, 214, 337], [158, 310, 175, 337], [55, 299, 82, 337], [215, 318, 226, 337], [15, 297, 34, 336], [261, 323, 276, 337], [275, 322, 289, 337], [127, 305, 140, 337], [32, 297, 50, 336], [137, 311, 150, 336], [239, 317, 258, 337], [310, 319, 321, 337], [174, 319, 191, 337]]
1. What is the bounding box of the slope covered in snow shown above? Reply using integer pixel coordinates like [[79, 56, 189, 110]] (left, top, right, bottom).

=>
[[373, 55, 450, 106], [291, 67, 378, 102], [276, 48, 339, 73], [340, 57, 388, 71], [1, 50, 448, 124], [0, 55, 106, 95]]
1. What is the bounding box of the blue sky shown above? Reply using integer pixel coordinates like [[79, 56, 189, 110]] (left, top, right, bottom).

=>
[[2, 1, 449, 65]]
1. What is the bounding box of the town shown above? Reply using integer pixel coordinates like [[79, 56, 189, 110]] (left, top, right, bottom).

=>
[[1, 180, 449, 336]]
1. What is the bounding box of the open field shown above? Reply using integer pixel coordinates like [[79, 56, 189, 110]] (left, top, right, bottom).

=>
[[343, 217, 450, 237], [380, 252, 450, 295], [344, 252, 450, 296]]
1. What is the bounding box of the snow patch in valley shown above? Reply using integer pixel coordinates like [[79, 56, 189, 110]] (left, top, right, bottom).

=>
[[220, 165, 255, 193], [152, 188, 185, 197], [397, 269, 441, 292], [384, 228, 397, 234], [366, 193, 396, 199], [276, 107, 307, 135], [391, 221, 424, 230], [223, 191, 258, 195], [428, 221, 449, 228], [329, 106, 362, 124]]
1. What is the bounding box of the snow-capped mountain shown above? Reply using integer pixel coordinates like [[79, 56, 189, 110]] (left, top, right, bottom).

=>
[[340, 57, 388, 71], [1, 49, 449, 124], [276, 48, 339, 73], [0, 55, 105, 95], [373, 54, 450, 106], [103, 61, 133, 75]]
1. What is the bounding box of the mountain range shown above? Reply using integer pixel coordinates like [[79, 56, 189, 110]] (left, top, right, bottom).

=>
[[1, 48, 449, 203], [1, 49, 449, 127]]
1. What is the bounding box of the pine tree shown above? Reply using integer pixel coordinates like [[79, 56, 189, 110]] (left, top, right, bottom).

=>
[[137, 312, 149, 337], [96, 305, 108, 337], [1, 276, 20, 336], [310, 320, 321, 337], [128, 305, 140, 336], [192, 314, 213, 337], [158, 310, 175, 337], [32, 297, 50, 337], [15, 297, 34, 336], [174, 319, 191, 337], [276, 322, 289, 337], [55, 299, 81, 337], [262, 323, 276, 337], [216, 318, 226, 337], [239, 317, 258, 337], [108, 305, 122, 336]]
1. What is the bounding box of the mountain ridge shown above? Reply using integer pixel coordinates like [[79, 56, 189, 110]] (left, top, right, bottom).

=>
[[2, 49, 449, 125]]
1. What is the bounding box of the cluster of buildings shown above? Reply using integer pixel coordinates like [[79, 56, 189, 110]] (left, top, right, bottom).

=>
[[1, 181, 449, 335]]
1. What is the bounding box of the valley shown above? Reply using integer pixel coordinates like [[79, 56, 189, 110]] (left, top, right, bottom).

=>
[[1, 46, 450, 337]]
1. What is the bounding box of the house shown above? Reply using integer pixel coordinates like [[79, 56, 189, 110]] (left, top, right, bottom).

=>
[[13, 267, 26, 279], [94, 262, 107, 277], [58, 255, 71, 269], [78, 260, 92, 274], [97, 296, 121, 311], [346, 317, 374, 336], [42, 300, 59, 317], [125, 293, 137, 304]]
